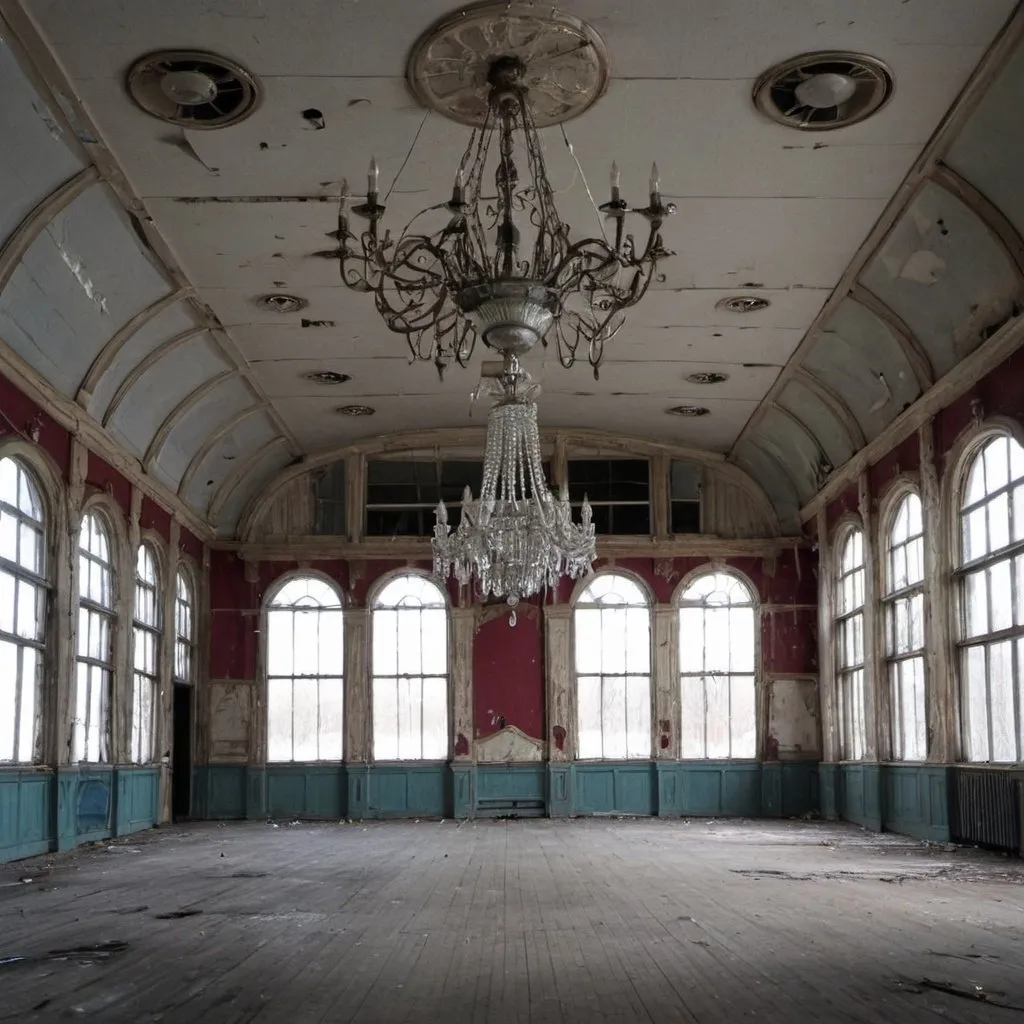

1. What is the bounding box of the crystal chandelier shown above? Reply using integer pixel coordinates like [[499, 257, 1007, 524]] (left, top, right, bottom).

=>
[[431, 354, 596, 614], [334, 51, 674, 379]]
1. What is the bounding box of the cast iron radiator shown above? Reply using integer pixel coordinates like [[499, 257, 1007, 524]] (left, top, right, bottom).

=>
[[950, 768, 1023, 854]]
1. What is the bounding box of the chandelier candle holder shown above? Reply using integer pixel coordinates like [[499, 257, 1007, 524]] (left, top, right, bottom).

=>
[[333, 46, 674, 379], [431, 353, 597, 617]]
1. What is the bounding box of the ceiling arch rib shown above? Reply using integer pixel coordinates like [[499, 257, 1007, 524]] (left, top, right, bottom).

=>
[[143, 368, 238, 471], [792, 366, 866, 450], [759, 403, 833, 500], [209, 437, 290, 524], [850, 285, 935, 390], [776, 378, 857, 473], [77, 286, 192, 405], [101, 325, 213, 427], [178, 405, 264, 499], [0, 166, 98, 292], [730, 440, 802, 535]]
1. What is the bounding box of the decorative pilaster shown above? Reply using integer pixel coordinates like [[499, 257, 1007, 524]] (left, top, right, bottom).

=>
[[858, 473, 882, 761], [450, 607, 475, 761], [816, 506, 839, 765], [158, 519, 180, 822], [115, 486, 142, 767], [544, 604, 573, 817], [344, 608, 370, 762], [653, 604, 678, 759], [919, 420, 955, 761]]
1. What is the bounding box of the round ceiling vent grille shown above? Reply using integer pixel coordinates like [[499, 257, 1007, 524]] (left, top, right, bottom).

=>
[[258, 293, 307, 314], [337, 404, 375, 417], [686, 371, 729, 385], [716, 295, 771, 314], [304, 371, 351, 385], [126, 50, 261, 129], [668, 405, 710, 417], [753, 52, 893, 131]]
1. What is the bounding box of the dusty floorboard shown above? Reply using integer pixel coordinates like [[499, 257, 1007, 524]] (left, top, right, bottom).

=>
[[1, 818, 1024, 1022]]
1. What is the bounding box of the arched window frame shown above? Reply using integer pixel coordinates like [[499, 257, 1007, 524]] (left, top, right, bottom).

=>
[[264, 571, 345, 763], [879, 484, 927, 761], [572, 570, 653, 761], [950, 423, 1024, 764], [131, 538, 163, 764], [674, 566, 759, 761], [0, 449, 55, 764], [369, 570, 450, 762], [74, 498, 123, 764], [834, 519, 868, 761], [174, 561, 198, 685]]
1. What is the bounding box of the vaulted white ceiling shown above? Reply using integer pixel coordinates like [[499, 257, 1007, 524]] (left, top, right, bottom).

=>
[[1, 0, 1023, 535]]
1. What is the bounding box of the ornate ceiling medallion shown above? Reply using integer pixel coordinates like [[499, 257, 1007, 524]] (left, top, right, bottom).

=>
[[126, 50, 261, 129], [406, 1, 609, 128], [753, 52, 893, 131]]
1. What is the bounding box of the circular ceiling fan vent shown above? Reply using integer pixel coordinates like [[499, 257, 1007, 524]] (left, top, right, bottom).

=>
[[716, 295, 771, 314], [686, 371, 729, 385], [127, 50, 261, 129], [668, 405, 710, 417], [337, 404, 375, 417], [753, 52, 893, 131], [258, 293, 307, 314], [304, 371, 351, 386]]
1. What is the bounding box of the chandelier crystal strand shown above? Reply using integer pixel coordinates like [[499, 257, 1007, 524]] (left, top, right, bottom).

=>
[[335, 54, 674, 380], [432, 355, 596, 614]]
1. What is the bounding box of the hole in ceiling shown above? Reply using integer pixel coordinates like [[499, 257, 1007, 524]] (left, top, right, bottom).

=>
[[686, 372, 729, 385], [301, 318, 336, 328], [257, 293, 307, 314], [304, 371, 351, 385], [753, 51, 893, 131], [668, 405, 710, 417], [336, 405, 375, 417], [301, 107, 326, 129], [126, 50, 261, 129], [716, 295, 771, 314]]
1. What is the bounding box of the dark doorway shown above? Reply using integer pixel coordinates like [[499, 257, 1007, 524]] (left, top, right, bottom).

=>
[[172, 684, 193, 821]]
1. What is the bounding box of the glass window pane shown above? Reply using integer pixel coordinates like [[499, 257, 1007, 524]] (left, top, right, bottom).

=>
[[420, 608, 447, 675], [421, 677, 448, 760], [292, 609, 320, 676], [292, 677, 320, 761], [964, 645, 989, 762], [965, 569, 989, 639], [600, 675, 627, 759], [703, 607, 731, 672], [678, 608, 705, 673], [704, 674, 730, 758], [397, 676, 419, 760], [989, 492, 1010, 553], [730, 676, 756, 758], [1013, 484, 1024, 543], [600, 607, 627, 675], [909, 592, 924, 652], [373, 609, 398, 678], [318, 678, 344, 761], [0, 510, 16, 563], [963, 506, 988, 562], [624, 607, 650, 673], [990, 640, 1016, 762], [373, 677, 399, 760], [625, 675, 651, 759], [577, 676, 603, 759], [575, 608, 602, 674], [0, 639, 16, 760], [680, 676, 705, 759], [397, 609, 423, 676], [990, 559, 1013, 633], [267, 678, 293, 762], [984, 437, 1009, 493], [19, 645, 37, 762], [0, 569, 15, 635]]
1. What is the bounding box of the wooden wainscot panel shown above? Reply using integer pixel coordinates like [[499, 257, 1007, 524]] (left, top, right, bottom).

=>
[[767, 677, 820, 760], [208, 681, 253, 762], [475, 725, 545, 763]]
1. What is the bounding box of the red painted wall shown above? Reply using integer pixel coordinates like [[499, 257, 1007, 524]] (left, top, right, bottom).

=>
[[473, 604, 544, 740]]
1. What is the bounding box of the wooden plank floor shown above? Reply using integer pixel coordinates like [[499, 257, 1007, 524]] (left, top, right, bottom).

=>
[[2, 818, 1024, 1023]]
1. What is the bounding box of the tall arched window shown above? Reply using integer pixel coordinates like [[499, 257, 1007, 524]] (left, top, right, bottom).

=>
[[372, 574, 448, 760], [884, 493, 926, 760], [836, 528, 867, 760], [574, 574, 651, 759], [0, 457, 46, 763], [958, 433, 1024, 762], [132, 544, 160, 764], [266, 576, 344, 762], [678, 571, 756, 759], [174, 568, 196, 684], [75, 511, 115, 763]]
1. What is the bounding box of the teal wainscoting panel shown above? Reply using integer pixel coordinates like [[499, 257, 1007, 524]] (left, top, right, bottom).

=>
[[762, 763, 783, 817], [74, 767, 114, 844], [56, 767, 78, 849], [882, 764, 951, 842], [347, 765, 370, 819], [839, 763, 882, 830], [451, 763, 474, 818], [819, 763, 839, 820], [246, 767, 267, 820], [572, 763, 656, 815], [476, 764, 546, 817], [266, 765, 346, 820], [548, 764, 571, 818], [195, 765, 247, 819], [680, 762, 761, 816], [366, 764, 447, 818], [0, 769, 55, 863], [116, 767, 160, 835], [656, 763, 682, 816], [781, 763, 819, 819]]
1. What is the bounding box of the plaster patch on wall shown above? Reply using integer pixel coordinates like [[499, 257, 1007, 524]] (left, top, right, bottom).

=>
[[209, 681, 252, 761], [475, 724, 544, 763], [767, 677, 820, 758], [55, 233, 108, 313]]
